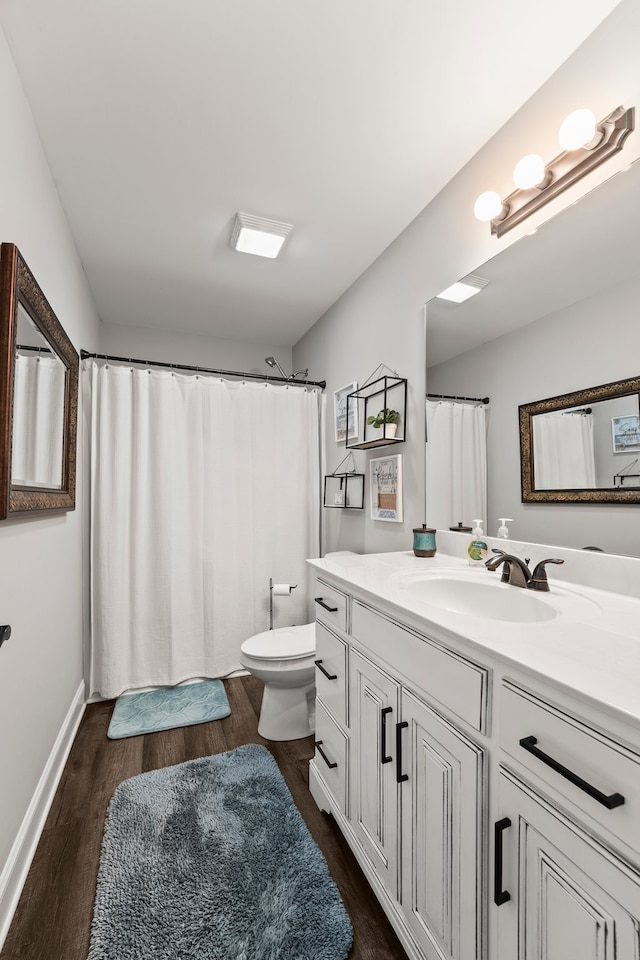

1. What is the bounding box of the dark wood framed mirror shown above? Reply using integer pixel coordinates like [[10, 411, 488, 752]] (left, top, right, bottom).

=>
[[0, 243, 79, 519], [520, 375, 640, 503]]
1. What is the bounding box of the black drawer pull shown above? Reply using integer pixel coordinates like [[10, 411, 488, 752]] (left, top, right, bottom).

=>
[[314, 659, 337, 681], [494, 818, 511, 905], [381, 706, 393, 764], [396, 721, 409, 783], [315, 740, 338, 769], [315, 597, 338, 613], [519, 736, 625, 809]]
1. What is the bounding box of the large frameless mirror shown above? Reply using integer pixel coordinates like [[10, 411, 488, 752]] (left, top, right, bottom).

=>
[[0, 243, 79, 519]]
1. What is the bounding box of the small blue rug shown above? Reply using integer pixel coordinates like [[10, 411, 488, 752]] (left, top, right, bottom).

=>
[[87, 744, 352, 959], [107, 680, 230, 739]]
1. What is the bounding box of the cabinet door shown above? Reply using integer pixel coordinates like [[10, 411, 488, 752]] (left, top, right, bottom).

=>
[[497, 770, 640, 960], [400, 689, 484, 960], [350, 649, 401, 896]]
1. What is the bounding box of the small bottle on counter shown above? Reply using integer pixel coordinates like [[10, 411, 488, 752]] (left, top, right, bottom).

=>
[[467, 520, 488, 566], [497, 518, 513, 538], [413, 524, 437, 557]]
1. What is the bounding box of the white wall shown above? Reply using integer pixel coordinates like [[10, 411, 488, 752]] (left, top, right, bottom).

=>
[[428, 276, 640, 555], [98, 320, 293, 381], [293, 0, 640, 557], [0, 23, 100, 924]]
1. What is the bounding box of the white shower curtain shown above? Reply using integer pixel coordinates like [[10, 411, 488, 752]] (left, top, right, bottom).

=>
[[425, 400, 487, 531], [88, 362, 322, 699], [12, 353, 65, 487], [532, 411, 595, 488]]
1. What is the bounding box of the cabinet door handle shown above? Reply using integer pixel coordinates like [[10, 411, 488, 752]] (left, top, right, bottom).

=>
[[314, 597, 338, 612], [315, 740, 338, 769], [519, 735, 625, 809], [381, 706, 393, 764], [494, 817, 511, 905], [314, 659, 338, 681], [396, 721, 409, 783]]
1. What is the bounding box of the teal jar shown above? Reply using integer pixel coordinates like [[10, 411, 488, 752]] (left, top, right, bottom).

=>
[[413, 524, 437, 557]]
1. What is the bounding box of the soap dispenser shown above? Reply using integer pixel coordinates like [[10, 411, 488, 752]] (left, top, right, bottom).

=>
[[467, 520, 488, 566], [497, 518, 513, 539]]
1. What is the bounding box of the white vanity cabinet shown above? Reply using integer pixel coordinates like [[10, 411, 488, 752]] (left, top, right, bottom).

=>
[[496, 769, 640, 959], [495, 682, 640, 960], [308, 560, 640, 960], [311, 583, 488, 960]]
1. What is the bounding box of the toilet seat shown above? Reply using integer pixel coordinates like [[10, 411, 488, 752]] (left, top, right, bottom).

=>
[[241, 623, 315, 661]]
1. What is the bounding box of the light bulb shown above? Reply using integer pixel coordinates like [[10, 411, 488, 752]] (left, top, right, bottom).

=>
[[513, 154, 547, 189], [558, 108, 597, 151], [474, 190, 503, 222]]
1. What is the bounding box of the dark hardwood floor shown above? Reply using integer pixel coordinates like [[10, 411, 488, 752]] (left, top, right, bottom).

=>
[[1, 676, 408, 960]]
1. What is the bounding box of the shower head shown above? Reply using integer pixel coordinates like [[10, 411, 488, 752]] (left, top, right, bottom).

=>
[[264, 356, 288, 379]]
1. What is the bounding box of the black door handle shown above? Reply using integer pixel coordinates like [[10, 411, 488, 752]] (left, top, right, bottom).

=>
[[396, 721, 408, 783], [314, 659, 337, 681], [494, 817, 511, 905], [315, 740, 338, 769], [381, 706, 392, 764], [314, 597, 338, 612], [519, 736, 625, 809]]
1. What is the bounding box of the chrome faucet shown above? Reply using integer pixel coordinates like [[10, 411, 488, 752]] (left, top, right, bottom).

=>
[[485, 549, 564, 591]]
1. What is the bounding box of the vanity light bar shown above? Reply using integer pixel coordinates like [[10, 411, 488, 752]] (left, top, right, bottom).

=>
[[475, 105, 635, 238]]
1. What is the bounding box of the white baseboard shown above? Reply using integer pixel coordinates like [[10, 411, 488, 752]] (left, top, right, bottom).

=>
[[0, 681, 86, 951]]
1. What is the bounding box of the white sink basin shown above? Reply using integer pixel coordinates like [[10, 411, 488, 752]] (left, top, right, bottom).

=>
[[399, 575, 556, 622]]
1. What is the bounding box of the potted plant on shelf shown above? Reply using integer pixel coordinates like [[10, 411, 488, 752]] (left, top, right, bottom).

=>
[[367, 408, 399, 439]]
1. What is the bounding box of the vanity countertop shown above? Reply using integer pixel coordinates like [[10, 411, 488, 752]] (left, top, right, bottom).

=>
[[308, 549, 640, 734]]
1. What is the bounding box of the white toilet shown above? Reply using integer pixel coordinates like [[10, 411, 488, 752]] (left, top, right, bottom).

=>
[[240, 622, 316, 741]]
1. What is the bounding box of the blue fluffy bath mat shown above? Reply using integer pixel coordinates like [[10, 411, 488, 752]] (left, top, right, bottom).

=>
[[107, 680, 230, 739], [87, 744, 353, 959]]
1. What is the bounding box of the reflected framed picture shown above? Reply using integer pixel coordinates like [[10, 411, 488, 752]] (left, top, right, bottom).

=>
[[370, 453, 402, 521], [334, 381, 358, 442], [611, 415, 640, 454]]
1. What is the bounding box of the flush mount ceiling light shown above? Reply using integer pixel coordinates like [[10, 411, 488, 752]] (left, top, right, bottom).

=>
[[475, 105, 634, 238], [229, 212, 293, 259], [436, 275, 489, 303]]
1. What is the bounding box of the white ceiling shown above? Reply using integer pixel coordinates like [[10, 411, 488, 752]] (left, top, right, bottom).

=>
[[0, 0, 622, 347]]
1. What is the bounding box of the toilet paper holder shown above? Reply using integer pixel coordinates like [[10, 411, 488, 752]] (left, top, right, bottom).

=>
[[269, 577, 298, 630]]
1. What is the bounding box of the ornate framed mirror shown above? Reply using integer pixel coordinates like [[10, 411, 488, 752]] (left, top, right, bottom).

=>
[[519, 375, 640, 503], [0, 243, 79, 519]]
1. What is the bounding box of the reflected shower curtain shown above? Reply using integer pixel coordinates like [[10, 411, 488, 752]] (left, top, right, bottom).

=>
[[88, 362, 322, 699], [532, 411, 595, 488], [12, 353, 65, 487], [425, 400, 487, 531]]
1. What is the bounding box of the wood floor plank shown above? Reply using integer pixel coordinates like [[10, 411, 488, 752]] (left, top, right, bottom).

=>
[[1, 676, 408, 960]]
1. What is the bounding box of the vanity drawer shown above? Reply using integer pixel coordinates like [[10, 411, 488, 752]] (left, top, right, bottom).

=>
[[314, 578, 349, 634], [315, 621, 348, 726], [313, 699, 348, 815], [351, 601, 488, 733], [500, 682, 640, 849]]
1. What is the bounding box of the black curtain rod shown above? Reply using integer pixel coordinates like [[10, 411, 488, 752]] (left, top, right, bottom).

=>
[[81, 350, 326, 389], [427, 392, 490, 404], [16, 343, 53, 354]]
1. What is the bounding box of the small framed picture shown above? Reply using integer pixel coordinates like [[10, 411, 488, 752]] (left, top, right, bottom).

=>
[[334, 381, 358, 442], [370, 454, 402, 521], [611, 415, 640, 453]]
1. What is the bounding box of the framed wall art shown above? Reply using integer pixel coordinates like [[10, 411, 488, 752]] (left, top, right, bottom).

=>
[[611, 415, 640, 454], [370, 453, 402, 521], [334, 381, 358, 442]]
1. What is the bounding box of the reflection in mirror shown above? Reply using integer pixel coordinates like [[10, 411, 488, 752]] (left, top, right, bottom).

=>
[[0, 243, 79, 519], [13, 303, 66, 488], [520, 377, 640, 501], [426, 158, 640, 556]]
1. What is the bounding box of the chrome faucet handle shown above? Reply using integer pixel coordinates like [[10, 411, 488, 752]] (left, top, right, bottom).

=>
[[529, 558, 564, 592]]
